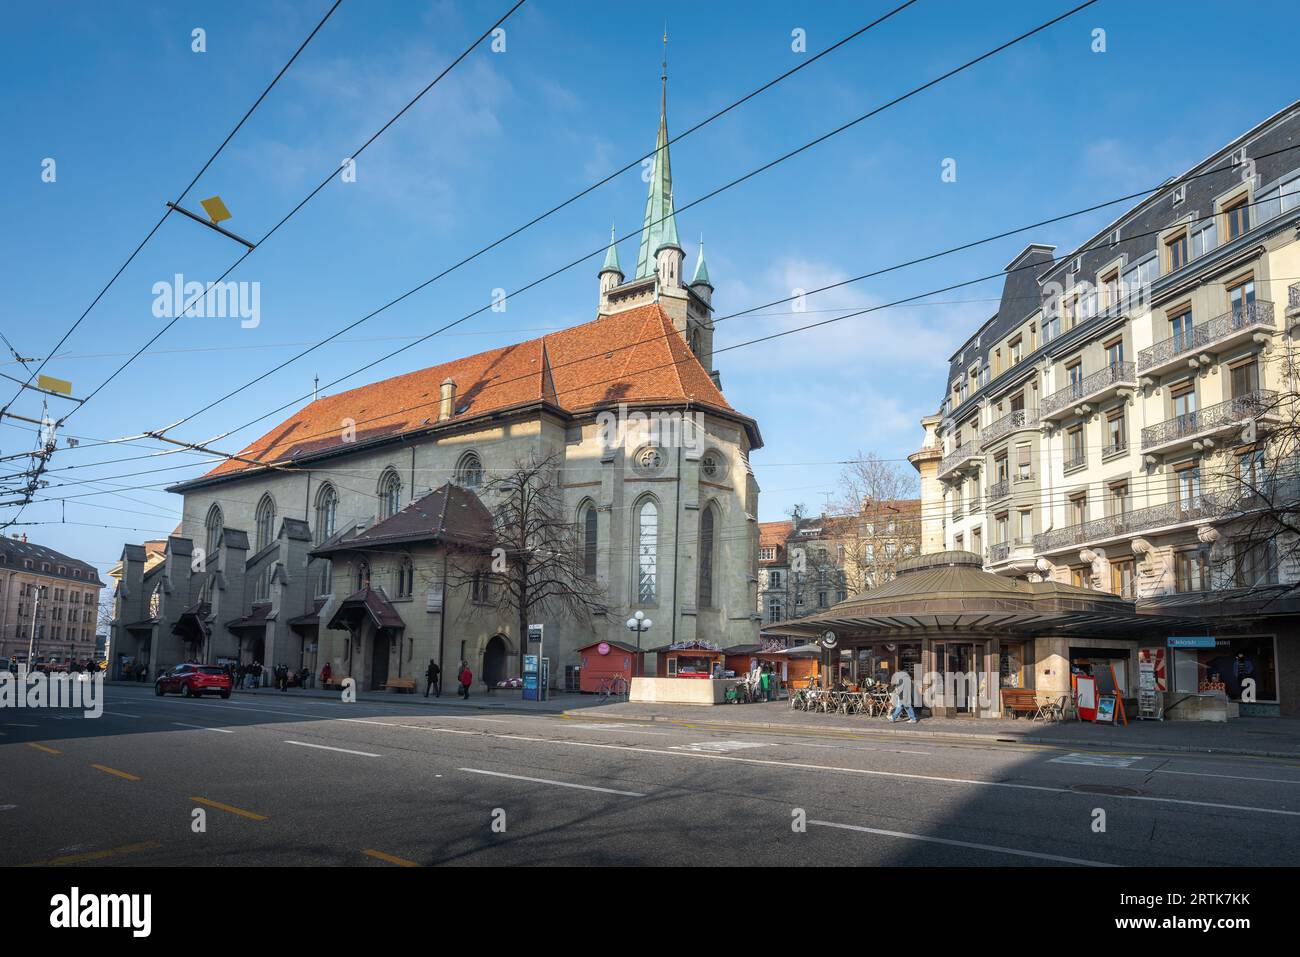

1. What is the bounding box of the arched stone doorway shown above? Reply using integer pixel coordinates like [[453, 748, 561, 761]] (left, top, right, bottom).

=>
[[483, 635, 509, 688]]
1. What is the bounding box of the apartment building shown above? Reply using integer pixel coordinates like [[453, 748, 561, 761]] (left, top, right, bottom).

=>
[[0, 535, 105, 664], [918, 102, 1300, 716], [758, 500, 921, 626]]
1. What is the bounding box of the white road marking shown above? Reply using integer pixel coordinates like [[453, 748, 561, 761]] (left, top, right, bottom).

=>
[[103, 712, 140, 718], [0, 804, 17, 811], [808, 819, 1118, 867], [4, 722, 37, 727], [565, 723, 672, 735], [785, 741, 930, 755], [1050, 752, 1142, 768], [284, 740, 381, 757], [673, 741, 770, 753], [172, 722, 233, 734], [459, 767, 645, 797]]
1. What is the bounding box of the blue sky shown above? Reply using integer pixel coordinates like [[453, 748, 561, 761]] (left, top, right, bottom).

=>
[[2, 0, 1297, 580]]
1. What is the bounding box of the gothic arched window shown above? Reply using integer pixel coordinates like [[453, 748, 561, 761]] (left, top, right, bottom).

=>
[[204, 504, 224, 556], [356, 560, 371, 591], [579, 501, 598, 578], [378, 468, 402, 520], [398, 557, 414, 598], [314, 484, 338, 544], [456, 452, 483, 488], [636, 497, 658, 604], [255, 494, 276, 551], [697, 505, 715, 608]]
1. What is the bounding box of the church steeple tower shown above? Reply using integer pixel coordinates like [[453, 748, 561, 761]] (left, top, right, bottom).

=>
[[635, 29, 683, 286], [598, 223, 624, 308]]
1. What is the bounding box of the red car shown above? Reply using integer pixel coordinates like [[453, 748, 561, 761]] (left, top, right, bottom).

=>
[[155, 663, 232, 699]]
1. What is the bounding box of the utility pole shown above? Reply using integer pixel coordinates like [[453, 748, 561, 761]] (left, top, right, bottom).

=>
[[25, 584, 45, 673]]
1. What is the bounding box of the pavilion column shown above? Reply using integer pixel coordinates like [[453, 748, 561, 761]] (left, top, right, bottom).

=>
[[1032, 635, 1071, 704]]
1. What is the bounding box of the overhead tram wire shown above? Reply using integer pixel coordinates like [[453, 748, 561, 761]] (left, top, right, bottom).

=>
[[25, 166, 1300, 494], [112, 0, 1095, 450], [53, 0, 529, 425], [83, 180, 1294, 480], [139, 2, 923, 429], [0, 0, 346, 417]]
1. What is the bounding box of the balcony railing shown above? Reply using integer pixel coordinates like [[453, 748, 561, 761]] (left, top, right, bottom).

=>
[[1137, 301, 1275, 373], [1289, 283, 1300, 314], [989, 541, 1010, 564], [1035, 495, 1228, 553], [987, 478, 1010, 502], [1102, 438, 1128, 458], [982, 408, 1036, 446], [1063, 451, 1086, 472], [1041, 362, 1137, 419], [1141, 389, 1277, 452], [938, 442, 978, 478]]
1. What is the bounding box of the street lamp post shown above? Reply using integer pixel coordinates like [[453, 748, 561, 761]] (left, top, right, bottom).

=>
[[625, 610, 652, 677]]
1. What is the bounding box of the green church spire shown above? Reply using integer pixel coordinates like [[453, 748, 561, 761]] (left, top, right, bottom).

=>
[[691, 235, 711, 286], [600, 222, 622, 275], [634, 31, 681, 279]]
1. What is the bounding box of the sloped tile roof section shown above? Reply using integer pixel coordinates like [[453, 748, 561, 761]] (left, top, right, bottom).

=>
[[310, 483, 494, 556], [0, 537, 104, 585], [187, 304, 754, 485], [327, 586, 405, 632]]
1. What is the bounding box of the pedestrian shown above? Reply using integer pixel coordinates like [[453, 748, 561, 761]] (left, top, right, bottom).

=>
[[458, 661, 472, 699], [425, 659, 440, 698], [138, 664, 148, 683], [277, 663, 288, 692], [889, 677, 918, 724], [298, 666, 310, 689], [320, 661, 333, 689]]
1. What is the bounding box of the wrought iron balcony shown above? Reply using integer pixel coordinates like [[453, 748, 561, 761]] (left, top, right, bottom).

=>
[[1137, 301, 1275, 374], [989, 541, 1010, 564], [1035, 495, 1227, 554], [1141, 390, 1277, 454], [1040, 362, 1137, 421], [1289, 283, 1300, 320], [938, 442, 980, 479], [1063, 451, 1086, 472], [987, 478, 1010, 502], [981, 408, 1037, 446]]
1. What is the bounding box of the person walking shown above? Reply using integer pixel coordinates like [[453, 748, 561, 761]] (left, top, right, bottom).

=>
[[320, 661, 333, 689], [458, 661, 472, 699], [889, 677, 918, 723], [425, 659, 441, 698]]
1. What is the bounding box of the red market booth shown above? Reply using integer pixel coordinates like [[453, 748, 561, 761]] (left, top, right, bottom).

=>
[[649, 641, 725, 678], [577, 640, 643, 693], [724, 643, 818, 692]]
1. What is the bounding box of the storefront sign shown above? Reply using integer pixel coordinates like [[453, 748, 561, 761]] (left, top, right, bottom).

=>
[[1076, 676, 1097, 721], [597, 642, 610, 656], [1168, 636, 1215, 648], [1096, 695, 1117, 723]]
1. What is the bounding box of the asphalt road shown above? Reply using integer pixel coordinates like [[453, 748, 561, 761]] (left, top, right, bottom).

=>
[[5, 683, 1300, 867]]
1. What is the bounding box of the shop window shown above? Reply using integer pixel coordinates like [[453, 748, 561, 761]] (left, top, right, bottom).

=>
[[1171, 637, 1276, 702]]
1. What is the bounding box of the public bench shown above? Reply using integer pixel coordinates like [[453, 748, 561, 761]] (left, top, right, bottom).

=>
[[383, 676, 418, 694], [1000, 688, 1040, 718]]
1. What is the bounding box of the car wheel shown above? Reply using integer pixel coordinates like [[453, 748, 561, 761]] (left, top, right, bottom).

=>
[[184, 682, 198, 698], [154, 682, 164, 696], [220, 690, 231, 700]]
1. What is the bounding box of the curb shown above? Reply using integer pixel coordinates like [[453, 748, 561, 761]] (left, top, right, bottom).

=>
[[560, 709, 1300, 759]]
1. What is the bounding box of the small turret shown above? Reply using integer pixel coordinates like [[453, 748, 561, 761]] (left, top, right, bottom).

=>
[[689, 235, 712, 305], [598, 223, 624, 307]]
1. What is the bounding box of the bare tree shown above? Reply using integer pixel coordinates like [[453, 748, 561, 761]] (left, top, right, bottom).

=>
[[449, 451, 606, 673], [830, 451, 921, 595], [1201, 349, 1300, 600]]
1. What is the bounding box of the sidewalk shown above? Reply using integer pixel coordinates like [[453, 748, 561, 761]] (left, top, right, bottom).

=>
[[109, 680, 604, 715], [561, 699, 1300, 758]]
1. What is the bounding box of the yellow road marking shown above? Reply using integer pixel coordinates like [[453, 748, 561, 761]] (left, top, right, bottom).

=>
[[27, 841, 162, 867], [363, 848, 421, 867], [91, 763, 140, 781], [191, 796, 267, 821], [27, 742, 60, 754]]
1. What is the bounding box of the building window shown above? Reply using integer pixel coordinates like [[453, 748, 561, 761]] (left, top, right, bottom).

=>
[[580, 503, 598, 578], [1069, 493, 1087, 527], [700, 452, 721, 479], [378, 469, 402, 520], [759, 546, 775, 562], [697, 506, 715, 608], [1108, 482, 1128, 517], [204, 504, 224, 556], [1165, 230, 1189, 272], [1106, 410, 1126, 455], [1191, 219, 1217, 258], [255, 494, 276, 552], [1065, 426, 1085, 470], [636, 498, 658, 604], [1017, 509, 1033, 543], [1175, 463, 1201, 509], [455, 452, 483, 489], [1175, 548, 1210, 593], [1070, 566, 1093, 590], [1223, 197, 1250, 241], [634, 446, 664, 474], [397, 557, 414, 598], [768, 570, 783, 590], [1110, 559, 1135, 598], [767, 598, 783, 624], [356, 560, 371, 591], [316, 560, 332, 596], [314, 484, 338, 544], [1104, 337, 1124, 369]]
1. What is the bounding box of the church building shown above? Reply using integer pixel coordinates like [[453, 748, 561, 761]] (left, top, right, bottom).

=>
[[111, 69, 764, 691]]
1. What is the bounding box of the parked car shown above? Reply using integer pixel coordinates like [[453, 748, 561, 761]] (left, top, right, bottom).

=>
[[155, 663, 232, 699]]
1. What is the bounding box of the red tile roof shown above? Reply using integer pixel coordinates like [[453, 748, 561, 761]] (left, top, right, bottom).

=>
[[193, 304, 755, 482], [758, 521, 792, 548]]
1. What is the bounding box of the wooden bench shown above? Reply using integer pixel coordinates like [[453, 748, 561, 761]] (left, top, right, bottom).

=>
[[1000, 688, 1040, 718], [382, 676, 418, 694]]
